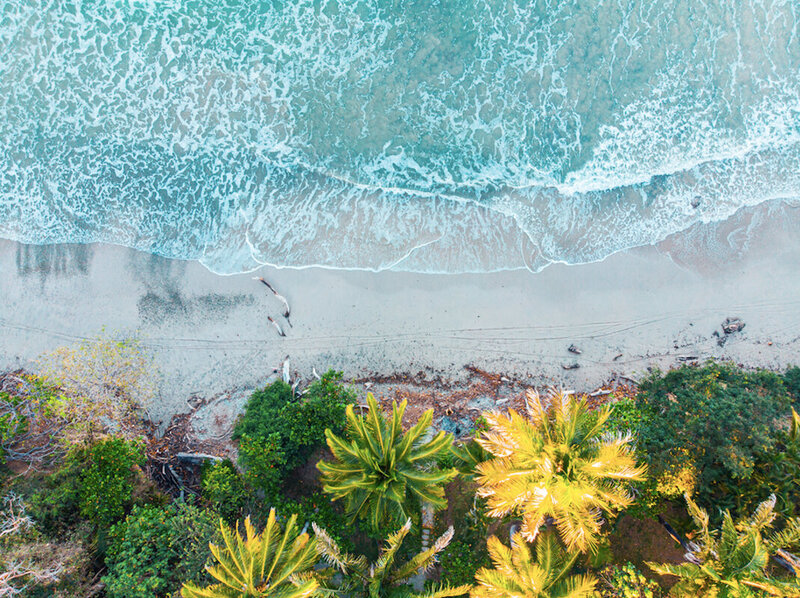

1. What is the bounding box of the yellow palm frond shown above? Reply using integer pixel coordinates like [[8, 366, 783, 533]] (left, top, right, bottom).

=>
[[475, 389, 646, 553]]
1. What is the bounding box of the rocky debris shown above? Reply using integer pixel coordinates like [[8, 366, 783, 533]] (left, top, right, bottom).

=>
[[562, 363, 580, 370], [691, 196, 702, 208], [438, 415, 473, 438], [722, 317, 745, 334], [568, 344, 582, 355], [466, 395, 495, 412]]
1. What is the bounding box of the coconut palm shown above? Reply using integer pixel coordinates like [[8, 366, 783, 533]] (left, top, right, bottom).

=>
[[475, 389, 647, 553], [647, 494, 800, 597], [471, 532, 596, 598], [317, 393, 457, 530], [313, 518, 470, 598], [181, 509, 319, 598]]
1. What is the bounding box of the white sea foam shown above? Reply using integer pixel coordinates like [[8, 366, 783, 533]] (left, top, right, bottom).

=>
[[0, 0, 798, 273]]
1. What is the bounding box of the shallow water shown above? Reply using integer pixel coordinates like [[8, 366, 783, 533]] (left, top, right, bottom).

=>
[[1, 0, 798, 273]]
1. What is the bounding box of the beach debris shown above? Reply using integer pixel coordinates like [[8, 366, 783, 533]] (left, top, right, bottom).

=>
[[612, 353, 623, 361], [717, 335, 728, 347], [267, 315, 286, 337], [567, 344, 582, 355], [176, 452, 223, 464], [291, 379, 301, 396], [722, 317, 745, 334], [562, 363, 580, 370], [589, 389, 612, 397], [312, 366, 321, 380], [677, 355, 699, 362], [281, 355, 290, 384], [253, 276, 292, 326]]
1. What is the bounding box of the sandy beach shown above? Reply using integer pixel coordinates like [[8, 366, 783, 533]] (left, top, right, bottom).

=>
[[2, 199, 800, 425]]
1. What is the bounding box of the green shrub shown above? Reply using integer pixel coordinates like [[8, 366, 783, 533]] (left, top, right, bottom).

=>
[[238, 433, 286, 496], [605, 397, 652, 435], [25, 458, 84, 536], [599, 563, 661, 598], [737, 407, 800, 516], [200, 459, 249, 522], [276, 491, 355, 552], [233, 371, 355, 485], [79, 437, 145, 528], [0, 391, 28, 462], [636, 363, 791, 512], [103, 501, 219, 598], [782, 366, 800, 403], [438, 538, 489, 586]]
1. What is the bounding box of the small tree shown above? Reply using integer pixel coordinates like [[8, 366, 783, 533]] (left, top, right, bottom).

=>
[[317, 393, 457, 530], [104, 501, 220, 598], [471, 532, 596, 598], [313, 519, 471, 598], [647, 494, 800, 597], [180, 509, 319, 598], [475, 389, 646, 553], [79, 437, 145, 529], [37, 337, 157, 444]]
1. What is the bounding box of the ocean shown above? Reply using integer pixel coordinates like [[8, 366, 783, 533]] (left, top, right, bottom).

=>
[[1, 0, 798, 273]]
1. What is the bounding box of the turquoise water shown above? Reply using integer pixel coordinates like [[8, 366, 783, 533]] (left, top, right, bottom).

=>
[[1, 0, 799, 273]]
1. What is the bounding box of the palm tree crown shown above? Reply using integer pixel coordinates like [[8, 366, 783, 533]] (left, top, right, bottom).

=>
[[317, 393, 457, 530], [471, 532, 596, 598], [313, 518, 471, 598], [647, 494, 800, 597], [475, 389, 647, 553], [181, 509, 319, 598]]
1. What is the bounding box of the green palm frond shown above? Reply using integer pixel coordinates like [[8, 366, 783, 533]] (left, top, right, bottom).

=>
[[390, 526, 455, 582], [475, 389, 646, 553], [312, 521, 467, 598], [471, 532, 596, 598], [647, 495, 800, 597], [318, 393, 457, 530], [181, 510, 319, 598], [450, 439, 491, 478]]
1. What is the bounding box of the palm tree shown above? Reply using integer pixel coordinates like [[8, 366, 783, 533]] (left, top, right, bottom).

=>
[[317, 393, 457, 530], [475, 389, 646, 553], [313, 518, 470, 598], [647, 494, 800, 597], [181, 509, 319, 598], [471, 532, 596, 598]]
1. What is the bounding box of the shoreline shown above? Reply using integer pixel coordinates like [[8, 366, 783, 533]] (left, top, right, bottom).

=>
[[3, 199, 800, 425]]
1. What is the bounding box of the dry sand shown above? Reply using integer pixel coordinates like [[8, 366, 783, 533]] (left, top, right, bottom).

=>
[[2, 199, 800, 424]]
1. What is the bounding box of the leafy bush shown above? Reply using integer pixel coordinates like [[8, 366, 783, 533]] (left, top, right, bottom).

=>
[[79, 437, 145, 528], [275, 491, 355, 552], [25, 457, 84, 536], [599, 563, 661, 598], [636, 363, 791, 511], [438, 538, 489, 586], [782, 366, 800, 403], [200, 459, 249, 522], [605, 397, 652, 435], [37, 337, 156, 444], [737, 407, 800, 516], [0, 391, 28, 462], [238, 433, 286, 496], [103, 501, 219, 598], [233, 371, 355, 486]]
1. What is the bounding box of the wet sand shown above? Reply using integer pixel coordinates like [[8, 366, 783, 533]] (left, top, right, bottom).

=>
[[2, 199, 800, 424]]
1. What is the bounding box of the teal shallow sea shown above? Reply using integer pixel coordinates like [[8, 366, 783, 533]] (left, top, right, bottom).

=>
[[0, 0, 798, 272]]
